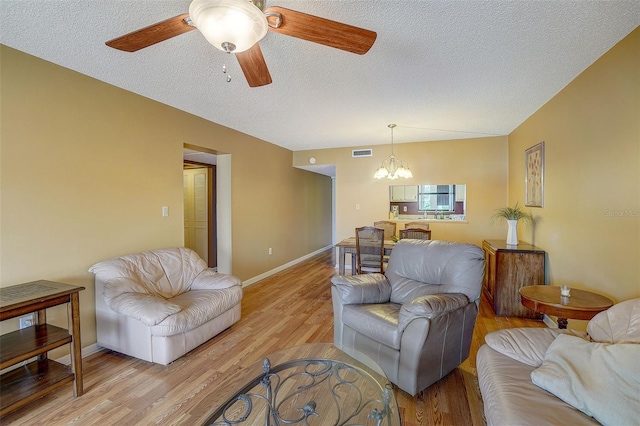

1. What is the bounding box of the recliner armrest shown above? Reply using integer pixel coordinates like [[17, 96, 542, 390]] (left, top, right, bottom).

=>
[[398, 293, 469, 332], [331, 273, 391, 305]]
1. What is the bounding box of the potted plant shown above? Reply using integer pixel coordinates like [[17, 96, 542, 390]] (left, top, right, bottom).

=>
[[491, 202, 533, 246]]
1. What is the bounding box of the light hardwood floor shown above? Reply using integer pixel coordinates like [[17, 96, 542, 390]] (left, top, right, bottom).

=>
[[1, 248, 545, 425]]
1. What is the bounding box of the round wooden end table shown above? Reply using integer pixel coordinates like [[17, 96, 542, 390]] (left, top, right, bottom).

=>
[[519, 285, 614, 329]]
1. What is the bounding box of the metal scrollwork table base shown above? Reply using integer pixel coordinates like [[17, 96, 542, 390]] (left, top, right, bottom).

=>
[[192, 343, 401, 426]]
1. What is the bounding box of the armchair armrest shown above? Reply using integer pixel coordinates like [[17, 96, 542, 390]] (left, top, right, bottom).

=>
[[331, 273, 391, 305], [398, 293, 469, 332], [484, 327, 588, 367], [191, 269, 242, 290]]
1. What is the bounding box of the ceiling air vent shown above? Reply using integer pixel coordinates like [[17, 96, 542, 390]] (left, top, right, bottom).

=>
[[352, 149, 373, 158]]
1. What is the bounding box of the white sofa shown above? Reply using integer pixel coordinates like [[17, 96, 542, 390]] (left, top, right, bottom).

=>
[[478, 298, 640, 426], [89, 247, 242, 365]]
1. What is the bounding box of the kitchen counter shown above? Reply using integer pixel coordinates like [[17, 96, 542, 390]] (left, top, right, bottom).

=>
[[392, 216, 467, 222]]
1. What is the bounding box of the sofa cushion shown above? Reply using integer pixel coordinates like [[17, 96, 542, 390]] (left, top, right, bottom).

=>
[[485, 327, 587, 367], [478, 345, 598, 426], [108, 292, 182, 326], [587, 298, 640, 343], [342, 303, 402, 349], [151, 287, 243, 337], [531, 334, 640, 426]]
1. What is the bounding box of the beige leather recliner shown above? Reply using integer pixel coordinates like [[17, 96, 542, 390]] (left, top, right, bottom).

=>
[[331, 239, 485, 395], [89, 247, 242, 365]]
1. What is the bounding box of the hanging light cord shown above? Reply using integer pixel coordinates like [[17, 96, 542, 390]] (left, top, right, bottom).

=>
[[389, 124, 396, 157]]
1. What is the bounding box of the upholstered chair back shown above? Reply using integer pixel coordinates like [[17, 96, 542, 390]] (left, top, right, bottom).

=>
[[90, 247, 208, 301], [385, 240, 485, 305]]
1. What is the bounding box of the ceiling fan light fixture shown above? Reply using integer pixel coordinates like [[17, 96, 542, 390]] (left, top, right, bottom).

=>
[[189, 0, 268, 53]]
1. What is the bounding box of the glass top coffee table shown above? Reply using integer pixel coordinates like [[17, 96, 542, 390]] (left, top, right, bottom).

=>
[[193, 343, 400, 426]]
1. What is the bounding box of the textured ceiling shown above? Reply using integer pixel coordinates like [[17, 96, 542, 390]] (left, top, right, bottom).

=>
[[1, 1, 638, 151]]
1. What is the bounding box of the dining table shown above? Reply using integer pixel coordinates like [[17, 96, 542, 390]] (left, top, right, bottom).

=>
[[335, 237, 396, 275]]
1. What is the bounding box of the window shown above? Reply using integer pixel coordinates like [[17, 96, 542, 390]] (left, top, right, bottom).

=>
[[418, 185, 455, 212]]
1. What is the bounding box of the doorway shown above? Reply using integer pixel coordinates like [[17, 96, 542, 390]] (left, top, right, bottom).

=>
[[183, 164, 216, 267], [183, 145, 232, 274]]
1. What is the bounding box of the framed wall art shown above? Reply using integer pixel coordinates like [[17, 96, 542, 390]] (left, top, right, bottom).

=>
[[525, 141, 544, 207]]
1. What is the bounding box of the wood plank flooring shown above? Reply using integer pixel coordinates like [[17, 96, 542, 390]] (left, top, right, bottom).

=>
[[1, 248, 545, 425]]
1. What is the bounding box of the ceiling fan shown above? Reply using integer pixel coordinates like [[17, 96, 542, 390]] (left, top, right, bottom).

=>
[[106, 0, 377, 87]]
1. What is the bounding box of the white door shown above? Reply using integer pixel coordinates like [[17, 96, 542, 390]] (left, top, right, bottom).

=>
[[183, 168, 209, 262]]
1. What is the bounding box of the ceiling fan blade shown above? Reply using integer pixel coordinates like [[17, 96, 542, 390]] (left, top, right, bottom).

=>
[[264, 6, 376, 55], [236, 44, 272, 87], [106, 14, 195, 52]]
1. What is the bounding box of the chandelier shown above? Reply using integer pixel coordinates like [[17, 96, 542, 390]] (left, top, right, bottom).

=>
[[374, 124, 413, 180]]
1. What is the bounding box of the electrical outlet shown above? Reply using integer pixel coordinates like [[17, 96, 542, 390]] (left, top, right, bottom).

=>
[[268, 247, 273, 255], [19, 315, 34, 329]]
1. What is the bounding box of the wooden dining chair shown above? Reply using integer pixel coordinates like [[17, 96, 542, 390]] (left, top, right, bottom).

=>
[[355, 226, 385, 274], [405, 221, 430, 231], [373, 221, 397, 240], [399, 228, 432, 240]]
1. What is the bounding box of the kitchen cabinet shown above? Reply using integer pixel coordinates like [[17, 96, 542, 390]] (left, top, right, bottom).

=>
[[390, 185, 418, 202], [482, 240, 545, 318]]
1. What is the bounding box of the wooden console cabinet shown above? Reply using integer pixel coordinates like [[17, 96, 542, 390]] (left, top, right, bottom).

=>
[[0, 280, 84, 416], [482, 240, 545, 318]]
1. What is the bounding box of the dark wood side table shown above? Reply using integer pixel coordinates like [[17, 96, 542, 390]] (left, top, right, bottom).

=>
[[482, 240, 545, 318], [519, 285, 613, 329], [0, 280, 85, 416]]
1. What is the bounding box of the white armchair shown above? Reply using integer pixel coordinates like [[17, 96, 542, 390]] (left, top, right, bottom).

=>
[[89, 247, 242, 365]]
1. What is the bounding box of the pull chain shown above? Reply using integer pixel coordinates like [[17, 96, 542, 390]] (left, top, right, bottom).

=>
[[221, 42, 236, 83], [222, 64, 231, 82]]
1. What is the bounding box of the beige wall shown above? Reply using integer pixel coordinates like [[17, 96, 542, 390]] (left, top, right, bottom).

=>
[[295, 27, 639, 329], [507, 27, 639, 313], [2, 24, 637, 353], [0, 46, 332, 353], [294, 136, 510, 246]]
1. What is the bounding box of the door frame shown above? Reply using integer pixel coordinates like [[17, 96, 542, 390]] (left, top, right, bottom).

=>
[[183, 144, 232, 274]]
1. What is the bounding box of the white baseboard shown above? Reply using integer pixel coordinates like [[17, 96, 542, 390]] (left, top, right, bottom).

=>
[[543, 314, 556, 328], [243, 245, 333, 287], [55, 343, 103, 366]]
